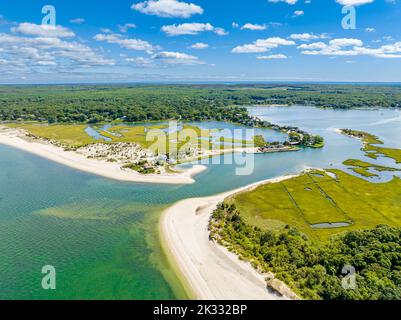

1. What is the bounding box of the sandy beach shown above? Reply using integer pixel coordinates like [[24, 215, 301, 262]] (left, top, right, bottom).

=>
[[0, 127, 206, 185], [161, 175, 298, 300]]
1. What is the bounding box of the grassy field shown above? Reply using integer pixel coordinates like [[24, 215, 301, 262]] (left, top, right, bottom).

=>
[[342, 129, 401, 163], [229, 169, 401, 241], [343, 159, 400, 177], [5, 122, 254, 154], [6, 123, 95, 147], [211, 129, 401, 299]]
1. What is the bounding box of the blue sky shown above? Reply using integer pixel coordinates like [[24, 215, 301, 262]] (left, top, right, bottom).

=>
[[0, 0, 400, 83]]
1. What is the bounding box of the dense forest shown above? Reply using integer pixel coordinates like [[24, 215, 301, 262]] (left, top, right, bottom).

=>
[[0, 84, 401, 124], [210, 203, 401, 300]]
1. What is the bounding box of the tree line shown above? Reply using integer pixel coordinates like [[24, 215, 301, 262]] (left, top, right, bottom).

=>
[[1, 84, 401, 124], [210, 202, 401, 300]]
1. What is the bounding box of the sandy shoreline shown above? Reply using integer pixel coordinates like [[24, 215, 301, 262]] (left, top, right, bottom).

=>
[[0, 127, 206, 185], [1, 125, 298, 298], [161, 174, 297, 300]]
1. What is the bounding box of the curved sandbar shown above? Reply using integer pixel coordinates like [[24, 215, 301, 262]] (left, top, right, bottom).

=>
[[161, 175, 297, 300], [0, 127, 206, 185]]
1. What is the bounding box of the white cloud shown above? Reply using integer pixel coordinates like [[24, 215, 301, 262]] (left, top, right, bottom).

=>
[[125, 56, 154, 67], [125, 50, 205, 66], [0, 33, 114, 72], [365, 27, 376, 32], [11, 23, 75, 38], [190, 42, 209, 49], [302, 49, 358, 56], [70, 18, 85, 25], [118, 23, 137, 33], [268, 0, 298, 4], [329, 38, 363, 47], [298, 42, 328, 50], [289, 33, 327, 41], [232, 37, 295, 53], [161, 23, 227, 36], [293, 10, 304, 17], [233, 45, 269, 53], [241, 23, 267, 31], [336, 0, 374, 6], [214, 27, 229, 36], [299, 37, 401, 58], [356, 42, 401, 58], [152, 51, 204, 65], [162, 23, 212, 36], [132, 0, 203, 18], [257, 54, 287, 59], [94, 33, 156, 52]]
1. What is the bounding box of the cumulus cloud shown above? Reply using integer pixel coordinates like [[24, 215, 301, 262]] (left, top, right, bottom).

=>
[[298, 42, 328, 50], [132, 0, 203, 18], [214, 27, 229, 36], [232, 37, 295, 53], [118, 23, 137, 33], [293, 10, 304, 17], [0, 33, 114, 73], [125, 56, 154, 67], [11, 23, 75, 38], [257, 54, 287, 59], [125, 50, 205, 66], [289, 33, 328, 41], [152, 51, 204, 65], [268, 0, 298, 4], [161, 23, 227, 36], [299, 37, 401, 58], [241, 23, 267, 31], [190, 42, 209, 49], [335, 0, 374, 6], [329, 38, 363, 47], [94, 33, 156, 52]]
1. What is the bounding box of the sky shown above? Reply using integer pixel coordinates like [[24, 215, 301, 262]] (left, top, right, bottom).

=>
[[0, 0, 400, 84]]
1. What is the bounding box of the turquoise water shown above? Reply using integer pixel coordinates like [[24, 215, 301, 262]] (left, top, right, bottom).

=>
[[1, 106, 401, 299]]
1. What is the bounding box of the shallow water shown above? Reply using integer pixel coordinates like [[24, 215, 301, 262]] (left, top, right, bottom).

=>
[[85, 127, 112, 142], [1, 106, 401, 299], [311, 222, 352, 229]]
